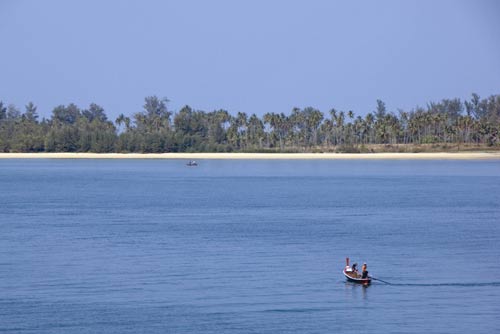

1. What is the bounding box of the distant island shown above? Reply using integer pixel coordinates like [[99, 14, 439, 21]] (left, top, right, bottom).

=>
[[0, 93, 499, 154]]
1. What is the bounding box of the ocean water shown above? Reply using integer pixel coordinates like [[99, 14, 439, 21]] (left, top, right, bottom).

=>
[[1, 159, 499, 333]]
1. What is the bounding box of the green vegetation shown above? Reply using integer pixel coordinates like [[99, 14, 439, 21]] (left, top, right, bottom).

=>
[[0, 94, 499, 153]]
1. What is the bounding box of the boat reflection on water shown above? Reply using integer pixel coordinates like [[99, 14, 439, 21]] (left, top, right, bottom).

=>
[[344, 279, 369, 301]]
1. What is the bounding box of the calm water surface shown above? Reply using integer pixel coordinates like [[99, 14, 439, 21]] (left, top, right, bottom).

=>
[[1, 159, 500, 333]]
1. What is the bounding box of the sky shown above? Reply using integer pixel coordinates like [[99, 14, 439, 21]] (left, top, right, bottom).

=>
[[1, 0, 500, 120]]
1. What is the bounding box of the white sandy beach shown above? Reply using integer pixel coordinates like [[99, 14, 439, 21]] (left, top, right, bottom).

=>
[[0, 152, 499, 160]]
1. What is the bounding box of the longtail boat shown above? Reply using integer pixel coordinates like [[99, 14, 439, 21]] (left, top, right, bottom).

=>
[[343, 257, 371, 285]]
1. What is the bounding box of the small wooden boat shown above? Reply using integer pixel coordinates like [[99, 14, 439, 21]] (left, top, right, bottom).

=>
[[186, 160, 198, 166], [343, 257, 371, 285]]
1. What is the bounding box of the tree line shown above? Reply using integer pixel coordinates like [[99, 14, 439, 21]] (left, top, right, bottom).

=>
[[0, 93, 499, 153]]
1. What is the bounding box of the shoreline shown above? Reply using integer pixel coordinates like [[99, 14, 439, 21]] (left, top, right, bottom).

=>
[[1, 152, 500, 160]]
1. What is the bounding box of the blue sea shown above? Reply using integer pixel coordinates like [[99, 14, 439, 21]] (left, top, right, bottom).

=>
[[1, 159, 500, 333]]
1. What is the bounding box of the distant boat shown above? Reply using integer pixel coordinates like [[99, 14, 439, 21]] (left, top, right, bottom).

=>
[[343, 257, 371, 285], [186, 160, 198, 167]]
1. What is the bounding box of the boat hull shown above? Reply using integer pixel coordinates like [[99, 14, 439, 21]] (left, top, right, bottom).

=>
[[343, 269, 371, 285]]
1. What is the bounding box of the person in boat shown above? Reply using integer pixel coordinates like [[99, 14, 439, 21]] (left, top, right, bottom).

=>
[[351, 263, 358, 274], [361, 263, 368, 279]]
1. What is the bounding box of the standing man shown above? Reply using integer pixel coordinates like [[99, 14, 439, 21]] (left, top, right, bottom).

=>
[[361, 263, 368, 278]]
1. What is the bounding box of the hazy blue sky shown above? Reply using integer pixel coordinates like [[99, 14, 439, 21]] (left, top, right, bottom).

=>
[[1, 0, 499, 120]]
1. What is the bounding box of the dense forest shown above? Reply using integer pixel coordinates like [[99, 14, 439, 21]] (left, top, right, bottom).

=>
[[0, 93, 499, 153]]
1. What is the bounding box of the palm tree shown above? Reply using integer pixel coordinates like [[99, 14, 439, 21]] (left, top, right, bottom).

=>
[[398, 111, 409, 144], [337, 111, 345, 144], [115, 114, 124, 129], [305, 107, 323, 147], [329, 108, 338, 146], [290, 108, 303, 149], [347, 110, 354, 120], [365, 113, 375, 144], [235, 112, 248, 150], [247, 113, 264, 149], [123, 116, 131, 131]]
